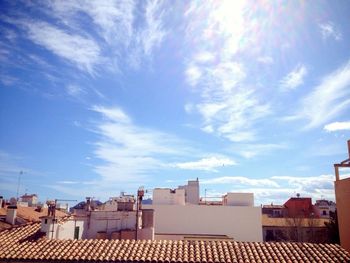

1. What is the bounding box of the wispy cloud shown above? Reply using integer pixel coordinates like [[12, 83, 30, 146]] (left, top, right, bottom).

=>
[[139, 0, 167, 56], [257, 56, 274, 65], [66, 84, 84, 97], [173, 156, 236, 172], [280, 64, 307, 91], [271, 175, 334, 193], [25, 21, 102, 75], [324, 121, 350, 132], [319, 21, 342, 41], [202, 176, 279, 187], [183, 1, 271, 142], [202, 174, 335, 204], [48, 0, 135, 46], [90, 105, 185, 184], [5, 0, 167, 76], [290, 60, 350, 129], [229, 143, 288, 159]]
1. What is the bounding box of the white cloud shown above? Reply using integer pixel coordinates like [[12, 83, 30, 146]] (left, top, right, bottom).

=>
[[201, 174, 336, 204], [271, 175, 335, 194], [194, 51, 215, 63], [66, 84, 84, 97], [231, 143, 288, 159], [90, 105, 185, 183], [25, 21, 101, 74], [257, 56, 274, 64], [173, 156, 236, 172], [183, 1, 271, 142], [185, 65, 202, 87], [92, 105, 131, 123], [319, 22, 342, 41], [139, 0, 167, 56], [48, 0, 135, 46], [324, 121, 350, 132], [202, 176, 278, 187], [291, 60, 350, 129], [280, 64, 307, 91]]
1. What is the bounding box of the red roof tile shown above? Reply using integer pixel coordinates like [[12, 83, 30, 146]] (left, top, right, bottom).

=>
[[0, 222, 349, 262]]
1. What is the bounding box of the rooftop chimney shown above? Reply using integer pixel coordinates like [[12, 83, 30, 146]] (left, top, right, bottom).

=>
[[6, 205, 17, 225], [0, 196, 3, 208]]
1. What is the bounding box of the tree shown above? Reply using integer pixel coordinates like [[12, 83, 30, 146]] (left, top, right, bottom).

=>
[[325, 210, 340, 244]]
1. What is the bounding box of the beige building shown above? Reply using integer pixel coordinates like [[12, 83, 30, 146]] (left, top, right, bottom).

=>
[[145, 180, 262, 242], [334, 139, 350, 252], [20, 194, 38, 206]]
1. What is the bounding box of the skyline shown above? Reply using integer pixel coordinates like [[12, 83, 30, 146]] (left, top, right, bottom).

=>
[[1, 0, 350, 205]]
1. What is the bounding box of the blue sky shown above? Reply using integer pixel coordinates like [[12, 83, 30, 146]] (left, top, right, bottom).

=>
[[1, 0, 350, 205]]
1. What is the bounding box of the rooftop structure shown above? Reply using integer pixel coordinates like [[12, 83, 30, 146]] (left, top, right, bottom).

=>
[[334, 139, 350, 252], [20, 193, 38, 206], [283, 196, 316, 218], [145, 180, 262, 242]]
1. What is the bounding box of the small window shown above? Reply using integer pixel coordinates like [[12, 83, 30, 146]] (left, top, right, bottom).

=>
[[44, 219, 47, 224], [322, 210, 327, 216], [74, 226, 80, 239]]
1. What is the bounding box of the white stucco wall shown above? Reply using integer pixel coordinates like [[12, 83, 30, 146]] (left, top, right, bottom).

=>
[[153, 189, 185, 205], [83, 210, 137, 239], [144, 204, 262, 242], [56, 220, 84, 239], [224, 193, 254, 206], [178, 180, 200, 205]]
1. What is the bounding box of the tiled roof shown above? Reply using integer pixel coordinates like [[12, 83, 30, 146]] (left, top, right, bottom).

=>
[[262, 214, 330, 227], [0, 206, 68, 223], [0, 223, 349, 262]]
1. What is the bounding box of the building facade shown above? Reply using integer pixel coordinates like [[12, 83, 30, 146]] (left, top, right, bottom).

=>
[[145, 180, 262, 242]]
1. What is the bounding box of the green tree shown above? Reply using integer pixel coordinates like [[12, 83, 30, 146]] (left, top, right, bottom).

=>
[[325, 210, 340, 244]]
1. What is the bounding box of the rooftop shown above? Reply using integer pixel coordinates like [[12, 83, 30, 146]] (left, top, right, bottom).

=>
[[0, 223, 349, 263], [0, 206, 68, 223]]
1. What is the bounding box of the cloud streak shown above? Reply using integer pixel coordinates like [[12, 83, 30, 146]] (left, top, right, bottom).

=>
[[183, 1, 271, 142], [90, 105, 185, 184], [173, 156, 236, 172], [290, 60, 350, 129], [324, 121, 350, 132], [25, 21, 102, 75], [280, 64, 307, 91], [319, 22, 342, 41]]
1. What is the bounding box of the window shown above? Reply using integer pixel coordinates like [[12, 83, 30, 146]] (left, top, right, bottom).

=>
[[74, 226, 80, 239], [44, 219, 47, 224], [322, 210, 327, 216]]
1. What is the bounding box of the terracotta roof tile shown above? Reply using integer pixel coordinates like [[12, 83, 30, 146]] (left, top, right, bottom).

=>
[[0, 223, 349, 262]]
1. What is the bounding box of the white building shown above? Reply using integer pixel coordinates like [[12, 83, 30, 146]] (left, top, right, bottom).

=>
[[153, 188, 185, 205], [144, 180, 262, 242], [314, 199, 336, 218], [40, 195, 155, 240]]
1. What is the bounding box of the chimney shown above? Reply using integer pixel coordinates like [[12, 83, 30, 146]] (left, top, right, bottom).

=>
[[86, 197, 91, 211], [6, 205, 17, 225], [0, 196, 3, 208]]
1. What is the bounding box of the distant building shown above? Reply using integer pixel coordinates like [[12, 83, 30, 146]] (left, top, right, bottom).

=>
[[262, 214, 329, 243], [314, 199, 336, 218], [20, 194, 38, 207], [334, 139, 350, 252], [41, 194, 154, 241], [283, 196, 317, 218], [144, 180, 262, 242], [262, 204, 284, 217]]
